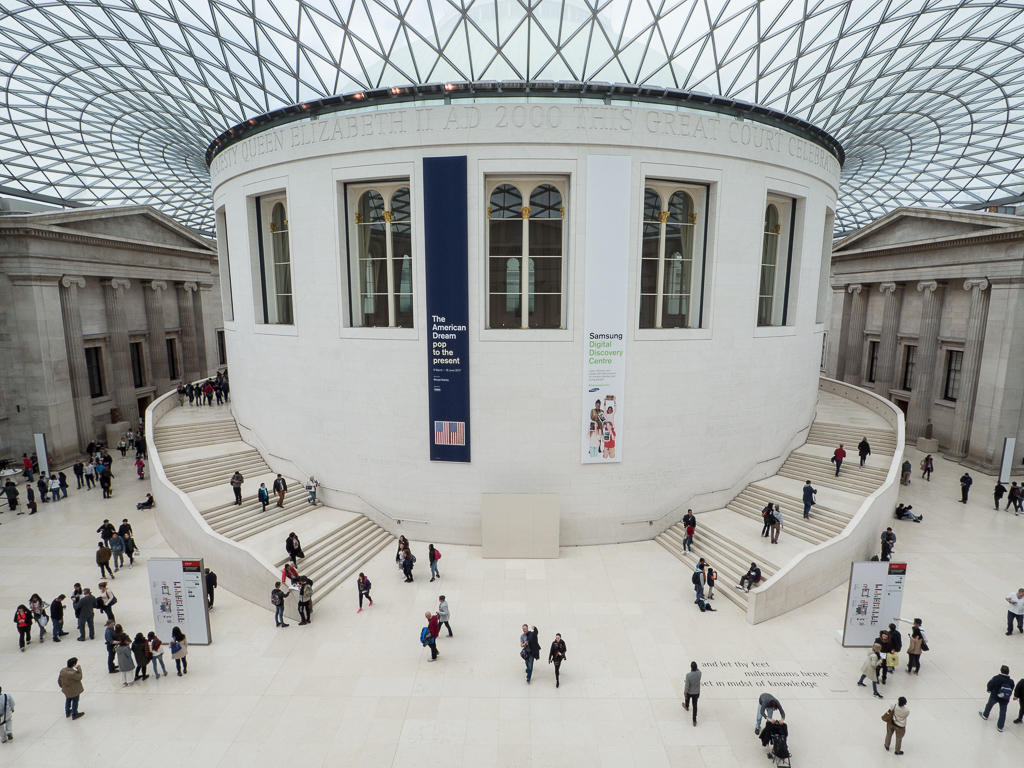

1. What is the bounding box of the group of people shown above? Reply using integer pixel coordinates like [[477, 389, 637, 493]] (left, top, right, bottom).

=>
[[518, 625, 567, 686], [231, 471, 292, 511], [690, 557, 718, 612], [759, 501, 785, 542], [394, 537, 442, 583], [418, 597, 455, 662], [587, 398, 617, 459], [176, 372, 229, 407], [274, 562, 314, 626], [96, 518, 141, 576], [104, 619, 187, 685], [994, 481, 1024, 514]]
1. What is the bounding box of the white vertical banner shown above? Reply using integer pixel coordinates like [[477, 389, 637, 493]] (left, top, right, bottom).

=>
[[147, 558, 212, 645], [842, 561, 906, 647], [581, 155, 632, 464]]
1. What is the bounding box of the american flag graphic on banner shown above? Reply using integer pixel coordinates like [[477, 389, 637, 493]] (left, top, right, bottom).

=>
[[434, 421, 466, 446]]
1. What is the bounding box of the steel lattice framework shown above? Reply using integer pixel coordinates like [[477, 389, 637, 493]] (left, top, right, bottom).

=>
[[2, 0, 1024, 235]]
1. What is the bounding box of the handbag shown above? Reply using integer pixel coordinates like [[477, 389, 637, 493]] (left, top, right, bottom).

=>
[[170, 641, 182, 655], [881, 708, 893, 723], [921, 641, 929, 652], [38, 614, 49, 628], [886, 652, 899, 667], [520, 648, 529, 661]]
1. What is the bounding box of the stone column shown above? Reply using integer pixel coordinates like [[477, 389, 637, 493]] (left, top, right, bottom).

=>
[[949, 279, 991, 458], [59, 276, 93, 451], [874, 282, 904, 398], [144, 280, 170, 391], [102, 278, 138, 428], [176, 281, 201, 382], [193, 284, 211, 374], [906, 281, 945, 441], [842, 284, 868, 383]]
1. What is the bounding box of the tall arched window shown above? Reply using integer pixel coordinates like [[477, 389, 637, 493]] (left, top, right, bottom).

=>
[[639, 183, 701, 329], [350, 181, 414, 328], [487, 179, 565, 329], [259, 197, 293, 325], [758, 204, 780, 326]]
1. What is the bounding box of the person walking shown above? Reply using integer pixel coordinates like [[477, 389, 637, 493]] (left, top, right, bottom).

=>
[[297, 577, 313, 625], [73, 461, 84, 489], [770, 504, 783, 544], [858, 437, 871, 467], [960, 472, 973, 503], [50, 594, 67, 641], [96, 581, 116, 622], [1007, 482, 1022, 514], [13, 605, 31, 652], [920, 454, 933, 481], [906, 626, 924, 674], [402, 548, 415, 583], [271, 582, 289, 627], [230, 471, 244, 505], [305, 476, 319, 505], [272, 474, 287, 508], [170, 626, 188, 675], [98, 467, 112, 499], [754, 693, 785, 734], [428, 544, 441, 582], [258, 483, 269, 512], [134, 457, 145, 480], [832, 444, 846, 476], [682, 661, 701, 725], [979, 665, 1015, 731], [521, 625, 540, 683], [549, 633, 567, 688], [58, 658, 85, 720], [115, 634, 135, 687], [96, 541, 114, 580], [883, 696, 909, 754], [802, 480, 816, 518], [1006, 588, 1024, 635], [0, 686, 13, 743], [1012, 676, 1024, 725], [438, 595, 452, 636], [683, 521, 695, 553], [204, 568, 217, 608], [74, 588, 97, 641], [423, 611, 440, 661], [109, 533, 125, 572], [286, 533, 304, 566], [58, 471, 69, 498], [131, 632, 151, 682], [28, 594, 49, 643], [760, 502, 773, 537], [356, 574, 372, 613], [857, 643, 884, 698], [147, 632, 167, 678]]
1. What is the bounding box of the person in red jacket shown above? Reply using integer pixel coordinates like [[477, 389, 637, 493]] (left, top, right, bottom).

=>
[[424, 611, 439, 661], [832, 444, 847, 476], [14, 605, 32, 651]]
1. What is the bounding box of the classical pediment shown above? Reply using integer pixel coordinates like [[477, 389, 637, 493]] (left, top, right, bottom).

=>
[[17, 206, 215, 252], [835, 208, 1024, 253]]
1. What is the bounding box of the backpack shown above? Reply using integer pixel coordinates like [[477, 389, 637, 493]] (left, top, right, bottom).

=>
[[998, 681, 1014, 701], [692, 571, 702, 586], [434, 549, 441, 560], [271, 591, 282, 606], [420, 626, 430, 645]]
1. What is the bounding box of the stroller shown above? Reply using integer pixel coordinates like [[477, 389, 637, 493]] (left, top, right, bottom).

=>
[[762, 722, 792, 766]]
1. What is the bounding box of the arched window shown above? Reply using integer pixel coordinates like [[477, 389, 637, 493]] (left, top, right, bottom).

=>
[[639, 185, 698, 329], [487, 179, 565, 329], [351, 182, 414, 328], [270, 200, 293, 324], [758, 204, 780, 326]]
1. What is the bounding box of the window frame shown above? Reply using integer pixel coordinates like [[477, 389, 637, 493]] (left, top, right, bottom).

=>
[[254, 193, 294, 326], [129, 342, 145, 388], [215, 206, 234, 322], [345, 179, 415, 329], [902, 344, 917, 391], [165, 337, 178, 381], [867, 340, 880, 383], [85, 346, 104, 398], [758, 195, 797, 327], [638, 180, 709, 330], [217, 330, 227, 366], [944, 349, 963, 401], [484, 175, 569, 330]]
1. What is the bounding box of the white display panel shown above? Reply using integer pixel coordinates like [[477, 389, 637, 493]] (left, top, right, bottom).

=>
[[842, 561, 906, 647], [148, 558, 212, 645]]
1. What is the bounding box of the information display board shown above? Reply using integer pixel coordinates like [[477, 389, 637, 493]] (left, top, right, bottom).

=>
[[842, 561, 906, 647], [580, 155, 631, 464], [147, 558, 212, 644]]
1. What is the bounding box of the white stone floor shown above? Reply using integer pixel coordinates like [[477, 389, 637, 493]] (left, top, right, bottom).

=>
[[1, 445, 1023, 767]]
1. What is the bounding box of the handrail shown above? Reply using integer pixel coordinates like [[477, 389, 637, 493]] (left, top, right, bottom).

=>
[[233, 414, 429, 526]]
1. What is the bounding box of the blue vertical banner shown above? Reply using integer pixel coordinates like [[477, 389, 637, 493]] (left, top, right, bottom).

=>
[[423, 156, 471, 462]]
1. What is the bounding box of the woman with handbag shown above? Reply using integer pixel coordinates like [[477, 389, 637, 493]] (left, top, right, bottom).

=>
[[28, 594, 49, 642], [170, 626, 188, 676], [131, 632, 151, 681], [882, 696, 909, 754], [906, 627, 924, 674], [857, 643, 884, 698], [147, 632, 168, 678]]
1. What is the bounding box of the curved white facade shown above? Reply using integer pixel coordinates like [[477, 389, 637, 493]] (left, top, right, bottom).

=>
[[210, 99, 840, 545]]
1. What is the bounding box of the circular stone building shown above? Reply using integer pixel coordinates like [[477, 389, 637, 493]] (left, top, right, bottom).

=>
[[208, 83, 842, 545]]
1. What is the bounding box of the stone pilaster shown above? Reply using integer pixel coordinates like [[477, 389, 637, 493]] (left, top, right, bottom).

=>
[[906, 281, 945, 441], [101, 278, 138, 427], [144, 280, 170, 391], [950, 279, 991, 458], [193, 283, 211, 374], [176, 281, 201, 382], [842, 284, 868, 383], [874, 282, 903, 398], [59, 276, 93, 450]]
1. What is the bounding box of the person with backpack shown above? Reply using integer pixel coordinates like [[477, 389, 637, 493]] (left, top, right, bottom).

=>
[[271, 582, 289, 627], [428, 544, 441, 582], [356, 574, 372, 613], [422, 611, 439, 661], [882, 696, 909, 754], [980, 665, 1015, 731], [297, 577, 313, 625], [760, 502, 773, 537], [802, 481, 816, 518], [692, 564, 705, 605], [769, 504, 783, 544], [705, 568, 717, 600], [257, 483, 269, 512]]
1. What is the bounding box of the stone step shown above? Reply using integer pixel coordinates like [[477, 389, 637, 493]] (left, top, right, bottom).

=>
[[654, 536, 749, 611], [779, 457, 886, 494], [203, 492, 306, 526], [731, 487, 851, 531], [725, 502, 831, 546], [162, 447, 257, 472], [311, 530, 395, 607], [274, 517, 376, 569], [165, 458, 271, 491], [204, 498, 314, 540]]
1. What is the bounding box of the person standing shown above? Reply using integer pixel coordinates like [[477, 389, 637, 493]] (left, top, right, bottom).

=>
[[204, 568, 217, 608], [960, 472, 973, 503], [437, 595, 452, 636], [858, 438, 871, 467], [115, 634, 134, 687], [58, 471, 69, 498], [857, 643, 884, 698], [131, 633, 151, 682], [802, 481, 816, 518], [900, 459, 912, 485], [1013, 676, 1024, 725], [305, 476, 319, 505], [50, 594, 67, 641], [428, 544, 441, 582], [258, 483, 269, 512], [74, 588, 97, 641], [103, 620, 119, 673], [881, 529, 896, 561], [271, 582, 289, 627], [705, 568, 717, 600], [1006, 588, 1024, 636], [72, 461, 84, 489], [135, 457, 145, 480], [297, 577, 313, 625], [98, 467, 112, 499], [22, 453, 33, 483], [920, 454, 933, 481], [402, 548, 415, 583], [754, 693, 785, 734], [770, 505, 783, 544], [883, 696, 909, 754], [83, 460, 95, 490], [692, 563, 705, 605], [832, 444, 846, 476], [58, 658, 85, 719], [147, 632, 167, 678], [48, 473, 61, 502], [356, 573, 372, 613], [171, 626, 188, 675], [273, 474, 287, 508], [995, 482, 1008, 510], [230, 471, 244, 506], [979, 665, 1015, 731], [0, 686, 13, 743], [760, 502, 773, 537], [424, 611, 440, 661], [906, 626, 924, 674], [682, 661, 701, 725], [549, 633, 567, 688], [681, 509, 697, 534]]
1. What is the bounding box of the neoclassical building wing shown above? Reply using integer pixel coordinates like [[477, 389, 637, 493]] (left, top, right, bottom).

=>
[[2, 0, 1023, 234]]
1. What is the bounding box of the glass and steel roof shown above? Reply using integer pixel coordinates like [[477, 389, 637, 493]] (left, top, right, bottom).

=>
[[2, 0, 1023, 236]]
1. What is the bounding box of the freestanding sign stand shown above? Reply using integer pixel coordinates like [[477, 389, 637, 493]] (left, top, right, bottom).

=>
[[147, 558, 212, 644], [841, 561, 906, 647]]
